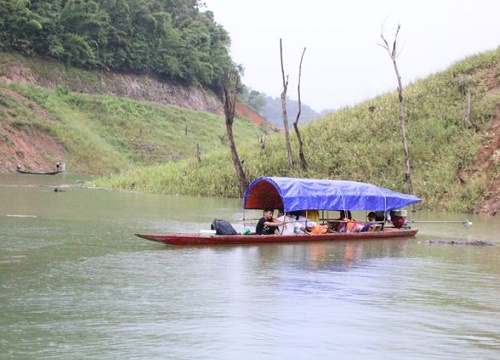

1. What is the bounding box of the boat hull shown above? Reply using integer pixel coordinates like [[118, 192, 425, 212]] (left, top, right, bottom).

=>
[[135, 228, 418, 246], [16, 170, 62, 175]]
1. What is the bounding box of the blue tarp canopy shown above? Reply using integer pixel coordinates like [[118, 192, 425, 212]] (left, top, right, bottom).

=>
[[243, 177, 421, 212]]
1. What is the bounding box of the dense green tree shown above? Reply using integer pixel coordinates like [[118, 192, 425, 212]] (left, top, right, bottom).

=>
[[0, 0, 235, 90], [57, 0, 107, 67], [148, 11, 185, 79], [98, 0, 133, 69], [28, 1, 64, 57], [0, 0, 42, 54], [201, 10, 233, 88]]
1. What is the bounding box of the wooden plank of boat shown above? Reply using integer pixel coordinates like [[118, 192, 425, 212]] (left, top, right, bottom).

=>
[[135, 228, 418, 246]]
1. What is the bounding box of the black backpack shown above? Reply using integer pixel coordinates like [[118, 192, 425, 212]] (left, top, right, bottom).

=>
[[211, 219, 238, 235]]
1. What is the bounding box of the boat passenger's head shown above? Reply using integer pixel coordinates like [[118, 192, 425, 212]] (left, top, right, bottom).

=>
[[263, 207, 274, 219]]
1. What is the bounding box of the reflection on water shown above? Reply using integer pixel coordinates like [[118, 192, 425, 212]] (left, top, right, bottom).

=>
[[1, 174, 499, 359]]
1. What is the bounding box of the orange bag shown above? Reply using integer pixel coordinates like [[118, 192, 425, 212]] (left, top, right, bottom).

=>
[[310, 225, 328, 234]]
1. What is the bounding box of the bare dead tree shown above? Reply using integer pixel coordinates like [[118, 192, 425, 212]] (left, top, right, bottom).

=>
[[459, 75, 472, 128], [463, 92, 472, 128], [280, 38, 294, 170], [293, 47, 308, 171], [379, 24, 415, 205], [221, 70, 249, 196], [195, 143, 201, 164], [260, 134, 267, 152]]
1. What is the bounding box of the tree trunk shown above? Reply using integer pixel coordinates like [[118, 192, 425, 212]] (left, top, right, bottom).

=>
[[395, 61, 414, 198], [280, 38, 294, 170], [380, 24, 415, 207], [463, 92, 472, 128], [222, 71, 248, 196], [293, 47, 308, 171], [195, 143, 201, 163]]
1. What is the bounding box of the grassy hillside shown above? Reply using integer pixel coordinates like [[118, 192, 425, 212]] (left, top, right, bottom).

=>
[[0, 82, 266, 174], [1, 49, 498, 213], [93, 48, 500, 213]]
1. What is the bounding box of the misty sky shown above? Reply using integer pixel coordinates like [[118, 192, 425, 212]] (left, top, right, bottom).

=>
[[205, 0, 500, 112]]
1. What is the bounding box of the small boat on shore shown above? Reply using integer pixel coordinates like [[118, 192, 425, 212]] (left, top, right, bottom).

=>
[[16, 162, 64, 175], [16, 169, 62, 175], [136, 177, 422, 246]]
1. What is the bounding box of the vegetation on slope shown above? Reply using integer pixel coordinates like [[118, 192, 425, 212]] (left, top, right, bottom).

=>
[[93, 48, 500, 213], [0, 82, 264, 174], [0, 0, 234, 90]]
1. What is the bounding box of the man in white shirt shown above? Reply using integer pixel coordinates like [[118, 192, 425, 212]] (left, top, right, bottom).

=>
[[277, 210, 317, 234], [277, 211, 301, 235]]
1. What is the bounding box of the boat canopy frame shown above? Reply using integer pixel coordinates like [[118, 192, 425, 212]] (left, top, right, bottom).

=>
[[243, 177, 421, 213]]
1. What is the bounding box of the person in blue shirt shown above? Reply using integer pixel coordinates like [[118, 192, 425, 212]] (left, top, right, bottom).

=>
[[362, 212, 379, 232]]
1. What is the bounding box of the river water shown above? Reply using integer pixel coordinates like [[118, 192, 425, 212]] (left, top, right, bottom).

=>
[[1, 174, 499, 360]]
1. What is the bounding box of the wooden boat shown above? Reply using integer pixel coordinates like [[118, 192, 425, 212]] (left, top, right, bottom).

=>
[[16, 169, 62, 175], [16, 162, 64, 175], [136, 228, 419, 246], [136, 176, 422, 246]]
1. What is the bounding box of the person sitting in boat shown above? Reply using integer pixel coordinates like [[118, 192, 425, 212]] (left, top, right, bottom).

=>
[[390, 210, 407, 228], [345, 212, 358, 232], [289, 210, 317, 234], [361, 212, 381, 232], [276, 210, 300, 235], [374, 211, 389, 230], [256, 207, 283, 235], [328, 210, 351, 232]]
